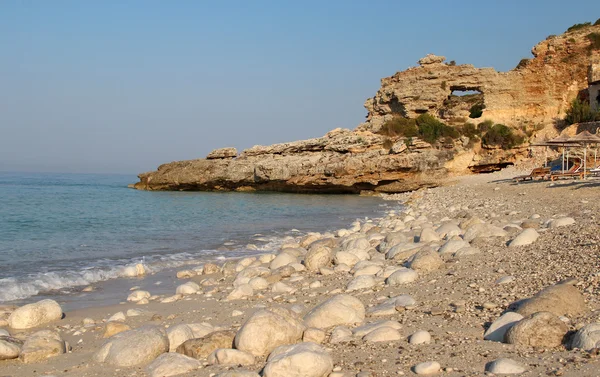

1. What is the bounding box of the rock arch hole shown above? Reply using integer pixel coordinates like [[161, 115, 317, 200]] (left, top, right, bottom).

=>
[[440, 86, 485, 121]]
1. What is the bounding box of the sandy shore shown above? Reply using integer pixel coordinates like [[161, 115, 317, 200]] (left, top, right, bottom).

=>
[[1, 167, 599, 377]]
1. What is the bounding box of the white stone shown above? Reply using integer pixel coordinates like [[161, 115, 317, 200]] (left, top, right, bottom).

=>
[[167, 324, 195, 352], [346, 275, 376, 292], [419, 228, 440, 243], [107, 311, 126, 322], [19, 330, 67, 363], [413, 361, 441, 375], [208, 348, 255, 366], [271, 282, 294, 293], [329, 326, 353, 343], [122, 263, 147, 277], [363, 327, 402, 342], [304, 246, 333, 272], [386, 269, 418, 285], [334, 252, 360, 267], [8, 299, 63, 329], [263, 342, 333, 377], [303, 327, 326, 343], [234, 307, 305, 357], [146, 353, 201, 377], [127, 290, 151, 303], [548, 217, 575, 228], [227, 284, 254, 300], [483, 312, 524, 342], [485, 358, 526, 374], [248, 277, 269, 290], [353, 320, 402, 337], [570, 323, 600, 350], [438, 239, 469, 255], [463, 223, 507, 242], [304, 294, 365, 329], [409, 330, 431, 344], [270, 252, 297, 270], [0, 336, 22, 360], [93, 325, 169, 367], [176, 281, 201, 295], [508, 228, 539, 247], [435, 222, 462, 238]]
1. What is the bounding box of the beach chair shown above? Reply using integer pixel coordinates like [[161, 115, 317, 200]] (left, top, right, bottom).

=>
[[550, 164, 584, 181], [512, 167, 551, 182]]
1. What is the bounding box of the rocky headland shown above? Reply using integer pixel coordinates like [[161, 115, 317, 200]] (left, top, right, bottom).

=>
[[133, 24, 600, 193]]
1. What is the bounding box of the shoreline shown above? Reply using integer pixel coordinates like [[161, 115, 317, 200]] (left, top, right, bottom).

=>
[[1, 167, 599, 376]]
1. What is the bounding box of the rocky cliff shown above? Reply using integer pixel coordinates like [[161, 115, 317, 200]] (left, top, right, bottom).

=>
[[134, 24, 600, 193]]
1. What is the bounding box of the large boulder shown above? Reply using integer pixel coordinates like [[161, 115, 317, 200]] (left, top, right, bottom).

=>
[[8, 299, 63, 329], [146, 353, 201, 377], [19, 330, 67, 363], [176, 330, 236, 359], [346, 275, 376, 292], [505, 312, 568, 347], [0, 336, 23, 360], [263, 342, 333, 377], [234, 307, 305, 357], [569, 323, 600, 350], [304, 294, 365, 329], [304, 246, 333, 272], [514, 282, 587, 317], [93, 325, 169, 367]]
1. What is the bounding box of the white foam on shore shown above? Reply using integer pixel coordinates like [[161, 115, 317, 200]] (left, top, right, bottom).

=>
[[1, 203, 400, 303]]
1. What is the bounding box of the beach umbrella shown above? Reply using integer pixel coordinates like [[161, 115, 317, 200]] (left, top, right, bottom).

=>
[[546, 134, 581, 173], [567, 131, 600, 179]]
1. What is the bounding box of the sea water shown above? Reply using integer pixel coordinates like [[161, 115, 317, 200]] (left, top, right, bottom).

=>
[[0, 172, 392, 305]]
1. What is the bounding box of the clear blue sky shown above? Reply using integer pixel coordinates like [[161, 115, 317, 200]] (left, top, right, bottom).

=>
[[1, 1, 599, 174]]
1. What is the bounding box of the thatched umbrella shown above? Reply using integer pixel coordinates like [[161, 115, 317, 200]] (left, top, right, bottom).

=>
[[567, 131, 600, 179], [546, 134, 581, 173]]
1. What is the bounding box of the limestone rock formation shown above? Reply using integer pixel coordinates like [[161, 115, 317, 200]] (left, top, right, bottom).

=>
[[134, 25, 600, 193]]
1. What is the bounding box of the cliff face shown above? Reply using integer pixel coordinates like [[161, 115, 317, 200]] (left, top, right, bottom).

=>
[[134, 25, 600, 193], [361, 25, 600, 132]]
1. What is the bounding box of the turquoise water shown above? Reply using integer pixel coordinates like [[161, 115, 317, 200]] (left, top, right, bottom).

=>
[[0, 172, 390, 303]]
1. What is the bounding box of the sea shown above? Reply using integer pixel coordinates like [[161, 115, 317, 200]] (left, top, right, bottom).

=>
[[0, 172, 394, 309]]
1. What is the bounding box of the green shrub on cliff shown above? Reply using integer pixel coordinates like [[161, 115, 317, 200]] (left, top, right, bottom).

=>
[[595, 18, 600, 26], [469, 102, 485, 118], [378, 117, 418, 137], [458, 122, 481, 139], [415, 113, 459, 143], [482, 124, 525, 149], [567, 22, 591, 32], [565, 98, 600, 124]]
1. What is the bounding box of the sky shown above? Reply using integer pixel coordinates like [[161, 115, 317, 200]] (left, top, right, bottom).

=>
[[1, 1, 599, 174]]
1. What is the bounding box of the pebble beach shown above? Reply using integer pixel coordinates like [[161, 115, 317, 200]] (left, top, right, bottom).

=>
[[1, 167, 600, 377]]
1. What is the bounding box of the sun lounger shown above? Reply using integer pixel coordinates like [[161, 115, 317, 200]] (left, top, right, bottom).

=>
[[550, 164, 584, 181], [512, 167, 550, 182]]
